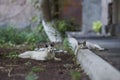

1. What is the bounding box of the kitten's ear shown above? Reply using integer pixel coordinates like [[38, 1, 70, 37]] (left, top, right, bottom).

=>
[[83, 40, 86, 46], [45, 44, 48, 47], [50, 42, 54, 47], [78, 42, 81, 45]]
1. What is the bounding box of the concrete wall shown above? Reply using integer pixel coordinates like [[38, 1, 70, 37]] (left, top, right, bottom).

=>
[[81, 0, 114, 35], [113, 0, 117, 24], [0, 0, 82, 29], [101, 0, 111, 26], [0, 0, 42, 28], [113, 0, 120, 37], [82, 0, 102, 33], [113, 0, 120, 24], [101, 0, 112, 35]]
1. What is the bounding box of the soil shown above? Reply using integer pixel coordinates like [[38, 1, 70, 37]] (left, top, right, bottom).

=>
[[0, 47, 90, 80]]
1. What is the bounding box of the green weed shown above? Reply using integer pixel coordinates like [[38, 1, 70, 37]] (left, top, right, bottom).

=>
[[92, 21, 102, 33], [31, 66, 45, 73], [70, 71, 81, 80], [25, 72, 39, 80], [53, 20, 75, 37], [0, 24, 48, 47], [24, 61, 32, 66], [5, 52, 18, 59], [63, 38, 73, 54]]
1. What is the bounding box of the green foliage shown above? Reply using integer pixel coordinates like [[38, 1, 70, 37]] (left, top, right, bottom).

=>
[[53, 20, 75, 37], [70, 71, 81, 80], [63, 38, 69, 48], [31, 16, 39, 23], [63, 38, 73, 53], [26, 24, 49, 44], [32, 0, 40, 9], [27, 44, 36, 50], [25, 72, 39, 80], [36, 24, 44, 33], [25, 66, 44, 80], [31, 66, 45, 73], [5, 52, 18, 59], [92, 21, 102, 33], [55, 20, 67, 34], [0, 24, 48, 47], [0, 27, 26, 45], [26, 32, 39, 44], [24, 61, 32, 66]]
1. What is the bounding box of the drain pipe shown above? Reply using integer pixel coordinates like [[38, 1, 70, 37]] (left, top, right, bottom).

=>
[[42, 20, 62, 43]]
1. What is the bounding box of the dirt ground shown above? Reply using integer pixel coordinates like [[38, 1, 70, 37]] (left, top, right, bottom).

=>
[[0, 47, 90, 80]]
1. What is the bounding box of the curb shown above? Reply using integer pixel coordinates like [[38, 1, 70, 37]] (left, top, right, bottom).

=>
[[67, 37, 120, 80], [42, 22, 120, 80]]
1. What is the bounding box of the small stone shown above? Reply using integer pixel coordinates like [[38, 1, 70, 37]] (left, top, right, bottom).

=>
[[64, 51, 67, 54]]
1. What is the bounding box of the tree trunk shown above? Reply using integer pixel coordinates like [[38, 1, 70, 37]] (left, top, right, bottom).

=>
[[50, 0, 59, 19], [41, 0, 51, 21]]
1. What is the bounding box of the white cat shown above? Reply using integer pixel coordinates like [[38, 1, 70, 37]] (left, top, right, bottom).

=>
[[68, 37, 105, 55], [75, 40, 105, 55], [18, 44, 61, 61], [79, 41, 105, 50]]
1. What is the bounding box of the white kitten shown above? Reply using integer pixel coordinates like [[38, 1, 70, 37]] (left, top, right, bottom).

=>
[[67, 37, 105, 55], [78, 41, 105, 51], [18, 44, 61, 61]]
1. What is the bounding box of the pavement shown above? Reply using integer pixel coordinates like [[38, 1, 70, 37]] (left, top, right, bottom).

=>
[[75, 36, 120, 71]]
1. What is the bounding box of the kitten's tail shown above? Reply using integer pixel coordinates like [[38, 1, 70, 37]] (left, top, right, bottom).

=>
[[18, 51, 31, 58], [98, 48, 108, 51], [94, 44, 107, 51]]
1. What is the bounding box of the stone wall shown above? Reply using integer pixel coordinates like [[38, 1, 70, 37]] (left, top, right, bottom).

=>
[[0, 0, 42, 28]]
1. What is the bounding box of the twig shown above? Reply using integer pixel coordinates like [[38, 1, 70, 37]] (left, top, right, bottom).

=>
[[8, 68, 13, 77], [0, 66, 4, 69], [6, 65, 19, 67]]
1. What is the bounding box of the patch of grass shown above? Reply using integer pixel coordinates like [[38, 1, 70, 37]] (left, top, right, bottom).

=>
[[25, 72, 39, 80], [53, 38, 74, 55], [24, 61, 32, 66], [0, 26, 30, 45], [31, 66, 45, 73], [53, 20, 76, 37], [25, 66, 45, 80], [70, 71, 81, 80], [0, 24, 49, 48], [63, 38, 74, 54], [5, 51, 18, 59], [26, 44, 36, 50]]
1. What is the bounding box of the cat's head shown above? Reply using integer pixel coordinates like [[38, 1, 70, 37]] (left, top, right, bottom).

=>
[[78, 40, 88, 49], [45, 43, 54, 53]]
